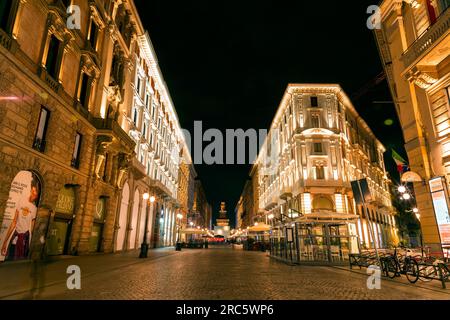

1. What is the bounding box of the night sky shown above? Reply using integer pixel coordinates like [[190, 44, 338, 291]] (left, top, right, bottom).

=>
[[134, 0, 407, 228]]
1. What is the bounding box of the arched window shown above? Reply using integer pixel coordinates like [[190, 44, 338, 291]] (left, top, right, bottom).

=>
[[312, 195, 334, 212]]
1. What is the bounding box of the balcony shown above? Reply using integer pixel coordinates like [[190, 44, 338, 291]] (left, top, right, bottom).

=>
[[401, 8, 450, 69], [92, 118, 135, 150]]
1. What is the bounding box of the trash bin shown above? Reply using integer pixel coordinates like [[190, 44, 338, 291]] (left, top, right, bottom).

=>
[[176, 242, 182, 251]]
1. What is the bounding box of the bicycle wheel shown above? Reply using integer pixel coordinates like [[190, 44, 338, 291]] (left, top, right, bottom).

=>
[[385, 258, 398, 279], [419, 265, 436, 282], [405, 259, 419, 284]]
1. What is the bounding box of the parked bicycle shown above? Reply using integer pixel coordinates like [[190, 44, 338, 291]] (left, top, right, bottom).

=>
[[381, 246, 420, 283]]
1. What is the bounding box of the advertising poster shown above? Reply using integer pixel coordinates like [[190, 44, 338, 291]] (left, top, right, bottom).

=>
[[429, 177, 450, 245], [0, 171, 41, 262]]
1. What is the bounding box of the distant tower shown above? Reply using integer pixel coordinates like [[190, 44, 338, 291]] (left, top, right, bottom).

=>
[[216, 202, 229, 226], [214, 202, 230, 238]]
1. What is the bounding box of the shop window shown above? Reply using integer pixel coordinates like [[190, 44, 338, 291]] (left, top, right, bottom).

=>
[[311, 96, 318, 107], [71, 133, 82, 169], [45, 35, 62, 80], [33, 107, 50, 152]]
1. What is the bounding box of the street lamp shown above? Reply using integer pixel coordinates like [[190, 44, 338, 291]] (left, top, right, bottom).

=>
[[402, 193, 411, 200], [398, 185, 407, 193], [176, 212, 183, 251], [139, 193, 155, 258]]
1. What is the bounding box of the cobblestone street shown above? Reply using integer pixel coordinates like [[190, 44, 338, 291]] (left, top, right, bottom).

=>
[[1, 246, 450, 300]]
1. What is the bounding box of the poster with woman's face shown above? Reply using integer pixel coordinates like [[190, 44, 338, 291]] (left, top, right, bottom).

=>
[[0, 171, 41, 262]]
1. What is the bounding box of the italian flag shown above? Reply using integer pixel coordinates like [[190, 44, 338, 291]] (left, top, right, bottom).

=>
[[392, 149, 408, 174]]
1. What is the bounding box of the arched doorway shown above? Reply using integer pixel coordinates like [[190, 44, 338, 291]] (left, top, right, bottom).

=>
[[89, 197, 107, 253], [116, 182, 129, 251], [0, 170, 41, 262], [47, 185, 76, 256], [129, 190, 140, 249]]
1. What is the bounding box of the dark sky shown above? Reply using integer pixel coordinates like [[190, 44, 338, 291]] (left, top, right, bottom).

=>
[[134, 0, 407, 228]]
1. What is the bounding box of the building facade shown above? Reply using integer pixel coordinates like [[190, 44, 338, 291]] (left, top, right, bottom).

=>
[[374, 0, 450, 255], [252, 84, 398, 256], [0, 0, 199, 262]]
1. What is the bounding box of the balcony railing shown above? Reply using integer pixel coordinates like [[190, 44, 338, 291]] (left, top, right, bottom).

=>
[[401, 7, 450, 68], [92, 118, 136, 148]]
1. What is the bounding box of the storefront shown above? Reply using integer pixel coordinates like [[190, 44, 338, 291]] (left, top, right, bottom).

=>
[[89, 197, 107, 252], [47, 185, 76, 256], [270, 213, 360, 265]]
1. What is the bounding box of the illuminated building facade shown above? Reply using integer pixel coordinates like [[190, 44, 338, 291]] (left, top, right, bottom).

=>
[[0, 0, 201, 261], [253, 84, 398, 253], [374, 0, 450, 255]]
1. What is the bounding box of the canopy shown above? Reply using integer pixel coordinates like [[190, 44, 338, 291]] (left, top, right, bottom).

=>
[[179, 228, 208, 235], [248, 223, 272, 232], [296, 212, 360, 224]]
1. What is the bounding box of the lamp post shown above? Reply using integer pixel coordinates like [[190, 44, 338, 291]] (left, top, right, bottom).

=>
[[139, 193, 155, 258], [176, 213, 183, 251]]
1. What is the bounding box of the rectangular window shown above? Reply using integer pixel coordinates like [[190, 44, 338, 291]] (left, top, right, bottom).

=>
[[152, 103, 156, 120], [133, 107, 138, 125], [136, 77, 141, 95], [311, 114, 320, 128], [0, 0, 14, 32], [145, 94, 150, 109], [45, 35, 62, 79], [313, 142, 323, 154], [143, 122, 147, 138], [33, 107, 50, 152], [88, 19, 99, 51], [316, 166, 325, 180], [311, 96, 318, 107], [71, 133, 82, 169], [78, 72, 91, 108]]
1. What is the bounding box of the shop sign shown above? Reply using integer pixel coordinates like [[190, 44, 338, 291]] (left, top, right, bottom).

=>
[[55, 186, 75, 215]]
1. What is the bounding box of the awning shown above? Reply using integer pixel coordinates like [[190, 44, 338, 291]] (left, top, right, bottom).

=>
[[295, 212, 360, 224], [179, 228, 208, 235], [248, 223, 272, 232]]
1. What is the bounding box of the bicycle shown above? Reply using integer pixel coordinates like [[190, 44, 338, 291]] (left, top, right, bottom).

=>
[[382, 246, 419, 283]]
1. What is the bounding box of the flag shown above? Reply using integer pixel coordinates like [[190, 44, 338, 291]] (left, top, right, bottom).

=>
[[392, 149, 408, 174]]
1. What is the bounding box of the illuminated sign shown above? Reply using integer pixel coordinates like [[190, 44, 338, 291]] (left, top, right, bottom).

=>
[[429, 177, 450, 245]]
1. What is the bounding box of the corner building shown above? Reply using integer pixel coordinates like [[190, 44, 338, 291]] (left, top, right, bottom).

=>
[[374, 0, 450, 256], [253, 84, 399, 263]]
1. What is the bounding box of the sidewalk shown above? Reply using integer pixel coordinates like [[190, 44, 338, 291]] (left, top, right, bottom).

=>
[[333, 265, 450, 296], [0, 247, 179, 299]]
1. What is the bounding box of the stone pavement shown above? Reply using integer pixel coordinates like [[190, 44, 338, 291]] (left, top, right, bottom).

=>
[[1, 246, 450, 300], [0, 247, 178, 299]]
